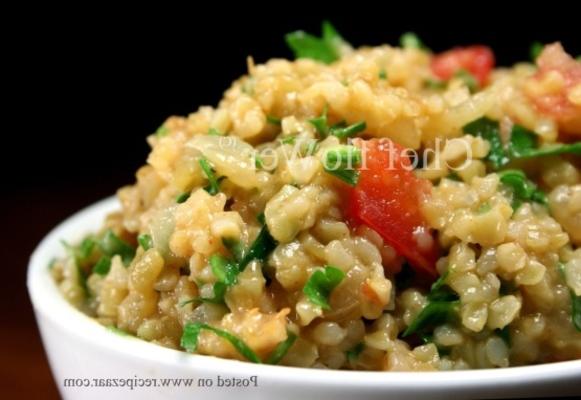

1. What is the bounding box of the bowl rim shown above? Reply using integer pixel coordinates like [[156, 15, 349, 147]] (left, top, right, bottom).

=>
[[27, 195, 581, 389]]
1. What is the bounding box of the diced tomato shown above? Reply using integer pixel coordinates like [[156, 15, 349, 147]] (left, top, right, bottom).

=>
[[431, 45, 495, 86], [345, 138, 439, 278], [524, 43, 581, 135]]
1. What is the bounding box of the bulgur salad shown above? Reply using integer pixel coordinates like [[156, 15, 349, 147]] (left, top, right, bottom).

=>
[[51, 22, 581, 371]]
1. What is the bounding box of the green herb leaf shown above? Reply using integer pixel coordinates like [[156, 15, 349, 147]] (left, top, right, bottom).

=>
[[509, 124, 581, 158], [61, 240, 90, 296], [378, 69, 387, 80], [137, 234, 153, 250], [176, 192, 190, 203], [107, 325, 131, 336], [100, 230, 135, 266], [301, 140, 319, 156], [156, 125, 169, 137], [427, 269, 458, 302], [222, 238, 245, 262], [210, 254, 239, 286], [79, 238, 96, 261], [572, 293, 581, 332], [266, 115, 282, 126], [330, 121, 366, 139], [303, 265, 345, 310], [181, 282, 228, 306], [498, 169, 547, 210], [325, 146, 362, 166], [266, 331, 298, 364], [530, 41, 544, 62], [454, 69, 478, 93], [403, 268, 459, 337], [62, 237, 96, 266], [198, 157, 221, 196], [205, 282, 228, 304], [308, 105, 329, 137], [429, 268, 450, 296], [463, 117, 509, 169], [256, 212, 266, 225], [346, 342, 365, 361], [181, 322, 262, 363], [400, 32, 425, 49], [424, 79, 447, 90], [238, 225, 278, 271], [285, 21, 347, 64], [280, 136, 296, 145], [323, 145, 362, 186], [402, 300, 459, 337], [326, 168, 360, 187], [93, 255, 112, 276], [558, 262, 581, 332], [208, 127, 223, 136], [477, 202, 492, 214]]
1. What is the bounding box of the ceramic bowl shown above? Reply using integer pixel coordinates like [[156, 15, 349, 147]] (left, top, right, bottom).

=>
[[28, 197, 581, 399]]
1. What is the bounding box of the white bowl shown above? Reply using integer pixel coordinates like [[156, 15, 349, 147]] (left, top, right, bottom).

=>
[[28, 196, 581, 399]]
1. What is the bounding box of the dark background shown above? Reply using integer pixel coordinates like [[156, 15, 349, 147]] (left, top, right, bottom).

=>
[[2, 6, 579, 399]]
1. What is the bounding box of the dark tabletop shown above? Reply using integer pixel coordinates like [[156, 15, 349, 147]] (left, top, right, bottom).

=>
[[2, 183, 125, 399]]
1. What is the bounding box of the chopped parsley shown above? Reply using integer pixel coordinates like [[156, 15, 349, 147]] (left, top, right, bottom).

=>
[[424, 79, 447, 90], [285, 21, 347, 64], [558, 263, 581, 332], [330, 121, 367, 139], [280, 136, 297, 145], [303, 265, 345, 310], [266, 331, 298, 365], [477, 202, 492, 214], [181, 322, 261, 363], [498, 169, 547, 210], [208, 128, 223, 136], [222, 238, 245, 262], [100, 230, 135, 266], [308, 106, 366, 140], [198, 157, 221, 196], [308, 105, 329, 137], [399, 32, 426, 49], [323, 145, 362, 186], [530, 41, 544, 62], [137, 234, 153, 250], [346, 342, 365, 361], [107, 325, 131, 336], [509, 124, 581, 158], [238, 224, 278, 271], [183, 219, 277, 306], [93, 256, 112, 276], [454, 69, 478, 93], [155, 125, 169, 137], [463, 117, 509, 169], [464, 117, 580, 172], [180, 282, 228, 307], [176, 192, 190, 204], [402, 267, 459, 337], [266, 115, 282, 126], [210, 254, 239, 286]]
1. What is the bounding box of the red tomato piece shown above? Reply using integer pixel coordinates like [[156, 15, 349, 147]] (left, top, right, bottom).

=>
[[431, 45, 495, 86], [346, 139, 439, 278], [524, 43, 581, 135]]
